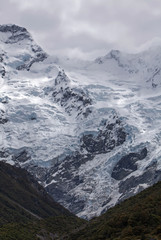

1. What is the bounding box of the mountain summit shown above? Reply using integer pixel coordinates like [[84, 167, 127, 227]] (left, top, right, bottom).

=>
[[0, 24, 47, 73], [0, 24, 32, 43]]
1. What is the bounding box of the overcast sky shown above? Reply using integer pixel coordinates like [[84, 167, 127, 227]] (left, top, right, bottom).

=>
[[1, 0, 161, 59]]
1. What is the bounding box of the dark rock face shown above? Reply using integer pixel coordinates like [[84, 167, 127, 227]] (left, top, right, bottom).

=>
[[54, 70, 70, 86], [0, 66, 6, 77], [119, 162, 161, 202], [0, 110, 8, 124], [57, 87, 92, 107], [0, 148, 32, 164], [0, 24, 32, 44], [0, 24, 47, 71], [0, 54, 4, 62], [52, 70, 92, 117], [12, 149, 31, 163], [0, 96, 9, 104], [112, 147, 147, 180], [29, 112, 37, 120], [0, 151, 9, 158], [81, 119, 126, 154], [0, 24, 27, 33], [45, 152, 94, 214], [0, 118, 8, 124], [16, 52, 47, 71]]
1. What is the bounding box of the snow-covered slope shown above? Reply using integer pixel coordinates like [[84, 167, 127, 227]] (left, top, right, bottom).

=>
[[92, 48, 161, 87], [1, 24, 161, 219]]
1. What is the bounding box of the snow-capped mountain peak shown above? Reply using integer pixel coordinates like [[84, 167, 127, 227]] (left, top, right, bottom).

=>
[[0, 24, 47, 73], [55, 69, 70, 86], [0, 24, 32, 44], [1, 24, 161, 219]]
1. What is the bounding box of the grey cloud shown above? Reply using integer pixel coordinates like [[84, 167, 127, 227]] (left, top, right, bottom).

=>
[[1, 0, 161, 59]]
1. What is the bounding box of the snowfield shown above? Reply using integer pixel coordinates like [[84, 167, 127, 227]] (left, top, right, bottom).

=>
[[1, 24, 161, 219]]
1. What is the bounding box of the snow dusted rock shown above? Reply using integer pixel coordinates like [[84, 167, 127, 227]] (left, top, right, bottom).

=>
[[0, 24, 47, 72], [0, 66, 5, 78], [1, 24, 161, 219], [92, 46, 161, 87], [52, 70, 92, 116], [44, 114, 126, 216], [11, 147, 31, 164], [111, 147, 148, 180], [80, 117, 126, 154], [0, 96, 9, 104], [118, 162, 161, 202], [0, 24, 32, 44], [0, 109, 8, 124]]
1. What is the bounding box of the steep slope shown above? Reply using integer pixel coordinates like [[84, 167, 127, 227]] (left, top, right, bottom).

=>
[[0, 161, 74, 221], [1, 24, 161, 219], [0, 161, 85, 240], [68, 180, 161, 240], [0, 24, 47, 72]]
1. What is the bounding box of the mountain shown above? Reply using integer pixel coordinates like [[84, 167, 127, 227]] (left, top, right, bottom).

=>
[[0, 161, 85, 240], [0, 24, 47, 72], [1, 24, 161, 219], [93, 48, 161, 87]]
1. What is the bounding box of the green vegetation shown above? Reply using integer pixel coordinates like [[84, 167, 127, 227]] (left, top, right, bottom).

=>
[[68, 181, 161, 240], [0, 162, 85, 239], [1, 161, 161, 240], [0, 161, 72, 220], [0, 216, 85, 240]]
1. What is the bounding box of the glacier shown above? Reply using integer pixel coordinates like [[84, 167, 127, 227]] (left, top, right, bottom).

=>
[[1, 24, 161, 219]]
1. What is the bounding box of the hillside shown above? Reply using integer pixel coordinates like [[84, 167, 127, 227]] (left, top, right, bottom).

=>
[[0, 161, 85, 240], [1, 160, 161, 240], [68, 180, 161, 240]]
